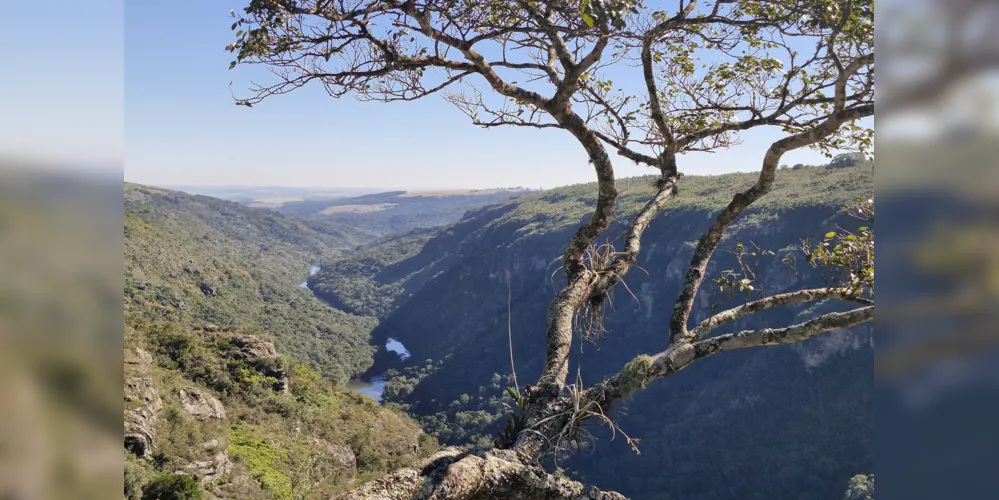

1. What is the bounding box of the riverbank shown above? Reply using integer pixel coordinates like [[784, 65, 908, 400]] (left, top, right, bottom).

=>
[[305, 263, 410, 403]]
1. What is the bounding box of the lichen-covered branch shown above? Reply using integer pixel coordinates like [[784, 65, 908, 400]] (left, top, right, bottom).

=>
[[691, 287, 873, 339], [668, 102, 873, 344], [585, 306, 874, 407]]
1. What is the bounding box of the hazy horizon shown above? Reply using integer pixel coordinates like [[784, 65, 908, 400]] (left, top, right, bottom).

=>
[[134, 163, 804, 196], [116, 2, 845, 191]]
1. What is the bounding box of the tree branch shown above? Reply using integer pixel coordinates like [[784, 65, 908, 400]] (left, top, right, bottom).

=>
[[584, 306, 874, 408], [691, 287, 873, 339], [668, 102, 874, 344], [640, 0, 699, 154]]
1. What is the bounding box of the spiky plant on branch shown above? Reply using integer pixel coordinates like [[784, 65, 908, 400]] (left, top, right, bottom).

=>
[[228, 0, 875, 497]]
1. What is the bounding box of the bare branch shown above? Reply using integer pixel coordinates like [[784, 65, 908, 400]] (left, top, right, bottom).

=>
[[691, 287, 873, 339]]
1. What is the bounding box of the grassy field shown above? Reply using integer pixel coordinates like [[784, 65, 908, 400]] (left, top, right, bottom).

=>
[[320, 203, 398, 214], [397, 189, 509, 197], [248, 197, 306, 208]]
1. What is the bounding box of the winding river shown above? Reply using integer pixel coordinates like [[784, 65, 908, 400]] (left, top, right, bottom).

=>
[[303, 264, 409, 403], [345, 339, 410, 403]]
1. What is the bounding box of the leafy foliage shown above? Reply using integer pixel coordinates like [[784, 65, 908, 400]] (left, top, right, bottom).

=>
[[310, 228, 438, 318], [142, 474, 203, 500], [805, 198, 875, 297], [843, 474, 874, 500]]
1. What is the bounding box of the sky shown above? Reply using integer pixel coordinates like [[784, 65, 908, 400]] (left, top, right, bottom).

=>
[[0, 2, 123, 172], [16, 1, 850, 191]]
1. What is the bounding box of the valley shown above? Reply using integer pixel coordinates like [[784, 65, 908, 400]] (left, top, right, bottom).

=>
[[124, 161, 873, 500]]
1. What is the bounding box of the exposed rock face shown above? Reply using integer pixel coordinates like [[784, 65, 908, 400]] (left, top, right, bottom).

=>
[[313, 438, 358, 484], [182, 450, 232, 485], [214, 332, 290, 393], [338, 448, 625, 500], [124, 348, 162, 458], [178, 388, 226, 421], [225, 332, 279, 359]]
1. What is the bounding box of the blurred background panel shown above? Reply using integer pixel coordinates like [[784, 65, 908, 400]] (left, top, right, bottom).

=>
[[878, 0, 999, 498], [0, 1, 123, 499]]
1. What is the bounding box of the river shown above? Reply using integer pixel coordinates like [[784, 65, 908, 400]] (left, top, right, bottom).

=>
[[300, 264, 320, 288], [303, 263, 409, 403], [346, 338, 410, 403]]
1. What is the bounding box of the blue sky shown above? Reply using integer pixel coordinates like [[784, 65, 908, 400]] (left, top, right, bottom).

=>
[[0, 1, 123, 171], [117, 1, 841, 190]]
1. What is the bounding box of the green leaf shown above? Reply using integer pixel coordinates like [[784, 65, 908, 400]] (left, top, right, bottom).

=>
[[582, 12, 595, 27], [505, 387, 520, 404], [825, 231, 837, 238]]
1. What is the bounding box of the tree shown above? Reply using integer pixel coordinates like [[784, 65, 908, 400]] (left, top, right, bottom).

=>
[[843, 474, 874, 500], [829, 151, 866, 168], [228, 0, 874, 497]]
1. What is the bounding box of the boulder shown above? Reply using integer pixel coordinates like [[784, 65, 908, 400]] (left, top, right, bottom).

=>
[[182, 451, 232, 485], [313, 438, 358, 484], [225, 332, 279, 359], [178, 388, 226, 421]]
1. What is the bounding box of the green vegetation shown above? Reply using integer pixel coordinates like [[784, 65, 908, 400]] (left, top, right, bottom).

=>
[[227, 428, 292, 498], [843, 474, 875, 500], [142, 474, 203, 500], [310, 228, 438, 318], [124, 162, 872, 499], [125, 183, 378, 382], [124, 184, 435, 499], [275, 188, 530, 237], [492, 162, 873, 241], [330, 163, 876, 499]]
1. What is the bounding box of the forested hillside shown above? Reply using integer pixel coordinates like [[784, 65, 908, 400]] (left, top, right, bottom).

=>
[[125, 183, 382, 381], [274, 189, 531, 237], [123, 184, 436, 499], [331, 163, 874, 499], [122, 161, 872, 499]]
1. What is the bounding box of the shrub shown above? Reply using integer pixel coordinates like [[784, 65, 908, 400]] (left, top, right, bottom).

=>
[[142, 474, 202, 500]]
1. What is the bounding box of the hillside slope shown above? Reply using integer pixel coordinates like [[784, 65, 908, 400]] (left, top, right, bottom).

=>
[[125, 183, 380, 381], [123, 184, 435, 499], [275, 188, 531, 236], [342, 163, 874, 499]]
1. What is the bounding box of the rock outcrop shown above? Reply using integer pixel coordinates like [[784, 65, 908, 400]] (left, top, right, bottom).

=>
[[207, 331, 290, 393], [338, 447, 624, 500], [124, 348, 162, 458], [178, 388, 226, 421], [181, 450, 232, 485], [313, 438, 358, 484]]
